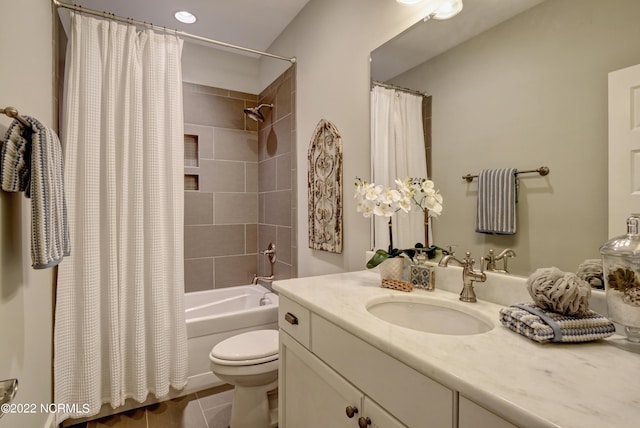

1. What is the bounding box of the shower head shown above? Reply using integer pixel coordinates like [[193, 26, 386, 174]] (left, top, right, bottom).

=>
[[243, 103, 273, 122]]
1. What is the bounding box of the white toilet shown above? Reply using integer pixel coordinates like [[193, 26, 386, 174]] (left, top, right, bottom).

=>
[[209, 329, 279, 428]]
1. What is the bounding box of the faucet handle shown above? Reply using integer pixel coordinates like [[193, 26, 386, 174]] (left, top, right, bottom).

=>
[[484, 249, 496, 271], [444, 245, 457, 256], [463, 251, 473, 265]]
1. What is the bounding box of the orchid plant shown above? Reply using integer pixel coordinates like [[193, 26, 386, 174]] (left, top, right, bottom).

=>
[[404, 177, 443, 251], [355, 177, 445, 267], [405, 177, 443, 219], [354, 177, 416, 268]]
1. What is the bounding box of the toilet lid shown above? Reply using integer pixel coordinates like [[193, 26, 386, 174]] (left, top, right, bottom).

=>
[[210, 329, 279, 361]]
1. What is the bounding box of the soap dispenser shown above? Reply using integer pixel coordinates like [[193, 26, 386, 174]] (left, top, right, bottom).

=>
[[599, 215, 640, 343], [409, 251, 435, 291]]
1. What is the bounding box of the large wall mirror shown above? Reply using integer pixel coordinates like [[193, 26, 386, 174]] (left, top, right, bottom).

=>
[[370, 0, 640, 276]]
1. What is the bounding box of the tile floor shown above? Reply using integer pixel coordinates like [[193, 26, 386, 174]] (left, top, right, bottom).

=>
[[66, 385, 234, 428]]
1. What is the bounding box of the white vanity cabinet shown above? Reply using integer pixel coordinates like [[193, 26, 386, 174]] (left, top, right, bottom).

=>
[[458, 396, 517, 428], [279, 296, 453, 428], [280, 332, 405, 428], [280, 332, 361, 427]]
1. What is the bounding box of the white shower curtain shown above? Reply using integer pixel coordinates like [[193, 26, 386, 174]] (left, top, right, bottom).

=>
[[54, 13, 187, 422], [371, 86, 427, 250]]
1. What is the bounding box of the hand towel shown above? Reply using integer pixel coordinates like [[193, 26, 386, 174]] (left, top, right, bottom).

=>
[[1, 116, 70, 268], [475, 168, 517, 234], [499, 303, 615, 343]]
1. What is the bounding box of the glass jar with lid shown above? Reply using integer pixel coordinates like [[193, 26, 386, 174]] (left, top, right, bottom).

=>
[[599, 214, 640, 343]]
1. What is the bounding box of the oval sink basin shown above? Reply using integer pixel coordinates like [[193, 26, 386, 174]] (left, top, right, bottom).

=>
[[367, 296, 494, 335]]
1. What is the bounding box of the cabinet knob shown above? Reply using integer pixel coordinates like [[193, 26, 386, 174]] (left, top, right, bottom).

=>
[[358, 416, 371, 427], [284, 312, 298, 325], [345, 405, 358, 418]]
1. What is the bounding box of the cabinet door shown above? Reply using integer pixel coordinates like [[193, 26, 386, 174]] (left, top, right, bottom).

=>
[[458, 396, 517, 428], [280, 331, 362, 428], [364, 397, 407, 428], [312, 314, 454, 427]]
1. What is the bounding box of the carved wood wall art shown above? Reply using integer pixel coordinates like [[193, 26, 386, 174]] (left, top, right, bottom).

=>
[[308, 119, 343, 253]]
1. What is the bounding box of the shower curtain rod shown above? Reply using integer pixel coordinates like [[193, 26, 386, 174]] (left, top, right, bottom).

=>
[[372, 81, 429, 97], [52, 0, 296, 64]]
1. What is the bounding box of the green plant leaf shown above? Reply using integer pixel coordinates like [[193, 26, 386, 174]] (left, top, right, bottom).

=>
[[400, 249, 416, 260], [366, 249, 390, 269], [366, 248, 420, 269]]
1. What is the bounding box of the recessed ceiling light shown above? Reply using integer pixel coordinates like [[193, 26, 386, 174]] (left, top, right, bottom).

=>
[[174, 10, 196, 24], [432, 0, 463, 20]]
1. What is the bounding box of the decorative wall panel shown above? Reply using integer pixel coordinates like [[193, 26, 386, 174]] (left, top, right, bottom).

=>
[[308, 119, 343, 253]]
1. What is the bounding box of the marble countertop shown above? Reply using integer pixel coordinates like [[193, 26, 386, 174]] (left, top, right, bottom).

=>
[[273, 267, 640, 428]]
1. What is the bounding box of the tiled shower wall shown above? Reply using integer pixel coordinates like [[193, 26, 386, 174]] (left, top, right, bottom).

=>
[[183, 83, 260, 292], [257, 65, 297, 281], [182, 65, 296, 293]]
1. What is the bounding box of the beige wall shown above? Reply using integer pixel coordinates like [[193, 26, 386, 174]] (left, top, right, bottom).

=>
[[391, 0, 640, 275], [182, 42, 262, 94], [0, 0, 56, 427], [264, 0, 443, 277]]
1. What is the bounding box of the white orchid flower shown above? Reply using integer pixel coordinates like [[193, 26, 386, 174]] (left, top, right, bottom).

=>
[[379, 188, 401, 205], [398, 198, 411, 213], [364, 183, 382, 201], [429, 203, 443, 217], [420, 180, 435, 193], [373, 203, 395, 217], [356, 199, 375, 217]]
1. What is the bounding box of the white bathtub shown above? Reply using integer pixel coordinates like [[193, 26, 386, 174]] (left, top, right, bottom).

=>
[[185, 284, 279, 393]]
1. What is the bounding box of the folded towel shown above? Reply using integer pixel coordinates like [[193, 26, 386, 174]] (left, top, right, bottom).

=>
[[475, 168, 517, 234], [499, 303, 615, 343], [1, 116, 70, 268]]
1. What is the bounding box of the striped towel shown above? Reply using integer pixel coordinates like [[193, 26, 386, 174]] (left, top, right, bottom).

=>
[[475, 168, 517, 234], [1, 116, 70, 268], [499, 303, 615, 343]]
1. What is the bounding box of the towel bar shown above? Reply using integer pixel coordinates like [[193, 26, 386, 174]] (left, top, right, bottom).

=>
[[1, 106, 32, 130], [462, 166, 549, 183]]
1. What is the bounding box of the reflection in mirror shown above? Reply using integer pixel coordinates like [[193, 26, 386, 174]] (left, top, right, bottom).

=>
[[371, 0, 640, 276], [370, 82, 430, 253]]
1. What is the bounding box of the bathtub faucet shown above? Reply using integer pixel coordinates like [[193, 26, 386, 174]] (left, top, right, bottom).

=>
[[253, 243, 276, 285], [252, 274, 274, 285]]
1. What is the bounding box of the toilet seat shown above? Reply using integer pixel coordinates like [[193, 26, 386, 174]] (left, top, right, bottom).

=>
[[210, 329, 279, 366]]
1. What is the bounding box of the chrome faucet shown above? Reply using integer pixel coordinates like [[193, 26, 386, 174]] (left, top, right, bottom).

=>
[[438, 251, 486, 302], [484, 248, 516, 273]]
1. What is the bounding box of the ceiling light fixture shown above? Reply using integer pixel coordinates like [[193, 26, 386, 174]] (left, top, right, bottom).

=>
[[431, 0, 463, 20], [174, 10, 197, 24], [396, 0, 423, 4]]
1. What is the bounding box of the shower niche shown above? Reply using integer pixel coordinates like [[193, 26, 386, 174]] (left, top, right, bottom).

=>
[[184, 134, 199, 167], [184, 133, 200, 191]]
